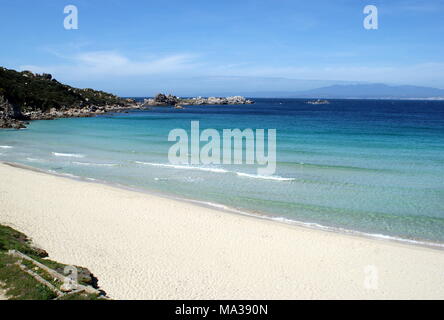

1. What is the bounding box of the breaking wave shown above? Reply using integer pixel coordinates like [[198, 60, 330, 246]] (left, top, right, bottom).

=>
[[52, 152, 85, 158], [134, 161, 294, 181]]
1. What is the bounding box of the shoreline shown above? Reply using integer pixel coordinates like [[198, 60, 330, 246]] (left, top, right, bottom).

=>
[[0, 104, 143, 129], [1, 161, 444, 299], [3, 161, 444, 252]]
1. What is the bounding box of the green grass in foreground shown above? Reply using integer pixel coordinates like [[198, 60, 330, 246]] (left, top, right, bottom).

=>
[[0, 253, 56, 300], [0, 224, 103, 300]]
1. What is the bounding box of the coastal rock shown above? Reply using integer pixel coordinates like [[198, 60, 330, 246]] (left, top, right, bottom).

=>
[[18, 103, 142, 124], [31, 247, 49, 258], [55, 265, 99, 288], [306, 99, 330, 105], [142, 93, 254, 107], [0, 95, 27, 128], [0, 118, 27, 129], [0, 95, 24, 119], [152, 93, 180, 106], [60, 283, 77, 293], [227, 96, 254, 104], [0, 102, 144, 129]]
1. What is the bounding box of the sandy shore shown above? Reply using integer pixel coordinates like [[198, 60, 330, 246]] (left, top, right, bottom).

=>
[[0, 162, 443, 299]]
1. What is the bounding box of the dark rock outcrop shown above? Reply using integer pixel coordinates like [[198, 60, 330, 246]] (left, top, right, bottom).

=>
[[0, 95, 28, 129], [152, 93, 180, 106]]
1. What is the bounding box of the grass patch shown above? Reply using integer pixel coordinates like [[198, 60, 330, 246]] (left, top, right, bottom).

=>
[[0, 253, 56, 300], [0, 224, 104, 300], [58, 292, 102, 300], [0, 225, 42, 257]]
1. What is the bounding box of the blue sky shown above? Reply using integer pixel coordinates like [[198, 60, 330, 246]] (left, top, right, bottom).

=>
[[1, 0, 443, 96]]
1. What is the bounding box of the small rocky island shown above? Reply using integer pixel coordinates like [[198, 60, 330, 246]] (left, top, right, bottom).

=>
[[143, 93, 254, 107], [306, 99, 330, 105]]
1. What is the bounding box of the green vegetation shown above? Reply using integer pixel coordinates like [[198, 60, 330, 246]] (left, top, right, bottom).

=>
[[58, 292, 102, 300], [0, 66, 125, 112], [21, 258, 64, 289], [0, 225, 56, 300], [0, 254, 56, 300], [0, 224, 45, 257], [0, 224, 103, 300]]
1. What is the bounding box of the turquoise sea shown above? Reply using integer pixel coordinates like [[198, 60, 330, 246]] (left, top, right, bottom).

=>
[[1, 99, 443, 245]]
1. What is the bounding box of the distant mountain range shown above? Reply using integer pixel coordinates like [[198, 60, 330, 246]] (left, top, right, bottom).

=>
[[243, 83, 444, 99], [294, 84, 444, 99]]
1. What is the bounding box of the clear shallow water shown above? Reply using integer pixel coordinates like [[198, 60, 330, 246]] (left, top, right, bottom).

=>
[[1, 99, 444, 244]]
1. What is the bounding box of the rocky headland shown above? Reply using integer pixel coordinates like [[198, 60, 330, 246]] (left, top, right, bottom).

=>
[[0, 67, 255, 129], [0, 95, 141, 129], [0, 67, 140, 129]]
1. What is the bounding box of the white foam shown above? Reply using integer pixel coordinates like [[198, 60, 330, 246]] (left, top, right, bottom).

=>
[[182, 177, 204, 183], [46, 169, 80, 179], [134, 161, 229, 173], [134, 161, 295, 181], [0, 145, 13, 149], [73, 161, 118, 167], [26, 157, 46, 163], [268, 216, 444, 249], [187, 199, 239, 212], [23, 161, 444, 250], [60, 173, 79, 178], [236, 172, 296, 181], [185, 199, 444, 249], [52, 152, 85, 158]]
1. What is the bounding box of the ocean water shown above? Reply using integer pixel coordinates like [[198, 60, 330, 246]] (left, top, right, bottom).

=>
[[1, 99, 444, 245]]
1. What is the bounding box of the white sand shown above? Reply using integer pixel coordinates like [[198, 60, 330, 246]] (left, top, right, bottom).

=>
[[0, 162, 443, 300]]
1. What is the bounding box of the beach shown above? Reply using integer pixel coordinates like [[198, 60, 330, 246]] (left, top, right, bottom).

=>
[[0, 162, 443, 300], [2, 99, 444, 244]]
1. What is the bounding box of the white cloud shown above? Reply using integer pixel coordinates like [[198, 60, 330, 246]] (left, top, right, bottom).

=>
[[19, 49, 444, 88], [20, 51, 202, 80], [208, 62, 444, 87]]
